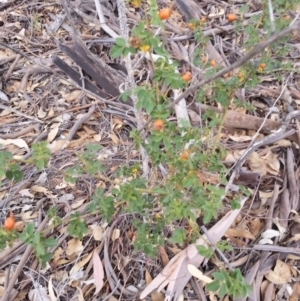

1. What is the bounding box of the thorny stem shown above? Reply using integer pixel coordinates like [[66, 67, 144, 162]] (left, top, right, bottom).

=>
[[170, 21, 300, 108], [136, 21, 300, 134], [116, 0, 150, 178]]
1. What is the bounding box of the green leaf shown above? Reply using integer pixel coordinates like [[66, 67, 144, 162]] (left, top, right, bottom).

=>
[[152, 188, 166, 194], [202, 210, 213, 224], [13, 170, 23, 181], [110, 46, 123, 58], [206, 280, 220, 292], [212, 271, 225, 281], [43, 238, 57, 248], [31, 232, 41, 244], [115, 37, 126, 47], [36, 243, 46, 256], [19, 232, 29, 244], [39, 252, 52, 265], [218, 283, 228, 298], [25, 223, 35, 236], [144, 99, 156, 114], [68, 213, 88, 239], [168, 228, 186, 245], [196, 245, 214, 258], [5, 170, 13, 180]]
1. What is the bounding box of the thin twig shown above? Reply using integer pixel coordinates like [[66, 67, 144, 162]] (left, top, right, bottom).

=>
[[0, 103, 43, 124], [3, 54, 21, 82], [268, 0, 275, 33], [66, 104, 96, 141], [93, 0, 118, 38], [0, 126, 39, 139]]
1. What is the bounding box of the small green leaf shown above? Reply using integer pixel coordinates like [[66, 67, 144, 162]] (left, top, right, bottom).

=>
[[110, 46, 123, 58], [218, 283, 228, 298], [39, 252, 52, 264], [168, 229, 186, 245], [5, 170, 13, 180], [25, 223, 35, 236], [206, 280, 220, 292], [36, 243, 46, 256], [13, 170, 23, 181], [19, 232, 29, 244], [115, 37, 126, 47], [43, 238, 57, 248], [196, 245, 214, 258]]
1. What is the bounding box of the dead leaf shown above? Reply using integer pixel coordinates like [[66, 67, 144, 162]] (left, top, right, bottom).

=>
[[248, 218, 261, 236], [258, 238, 273, 245], [265, 260, 291, 285], [248, 152, 267, 175], [31, 185, 49, 194], [18, 189, 34, 198], [145, 270, 164, 301], [47, 122, 60, 143], [82, 125, 97, 135], [187, 264, 213, 284], [261, 229, 280, 239], [28, 286, 51, 301], [14, 220, 25, 231], [71, 197, 86, 209], [225, 228, 255, 240], [70, 252, 93, 275], [111, 229, 120, 241], [158, 246, 169, 267], [48, 140, 69, 153], [94, 134, 101, 142], [66, 239, 84, 258], [93, 251, 104, 295], [110, 133, 120, 144], [273, 217, 287, 240], [60, 90, 81, 102], [38, 107, 47, 119], [228, 134, 252, 142], [22, 211, 38, 221], [91, 225, 104, 241], [145, 269, 152, 284], [290, 282, 300, 301], [287, 233, 300, 243], [0, 138, 29, 151], [208, 7, 225, 18], [48, 108, 55, 118], [264, 151, 280, 174], [48, 276, 57, 301], [0, 191, 6, 201], [53, 247, 65, 263]]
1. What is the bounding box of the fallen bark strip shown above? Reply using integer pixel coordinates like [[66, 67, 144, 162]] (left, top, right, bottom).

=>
[[193, 103, 299, 143], [52, 55, 108, 99]]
